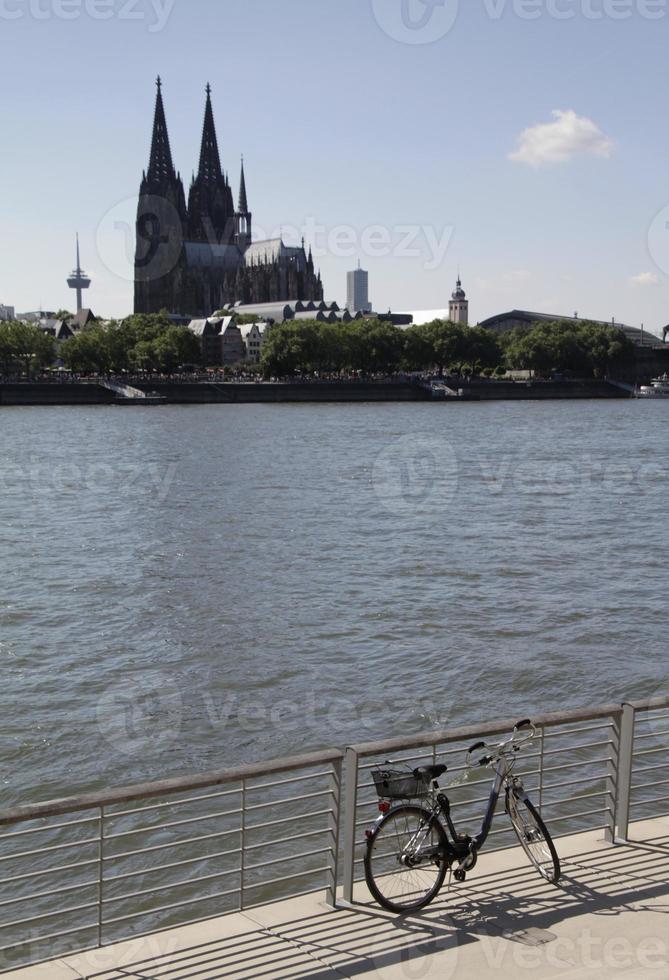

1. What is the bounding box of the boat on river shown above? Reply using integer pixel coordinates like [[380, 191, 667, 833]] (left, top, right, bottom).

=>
[[636, 375, 669, 398]]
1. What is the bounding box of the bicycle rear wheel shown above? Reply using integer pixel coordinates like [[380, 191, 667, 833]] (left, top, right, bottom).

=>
[[364, 804, 448, 913], [506, 790, 560, 884]]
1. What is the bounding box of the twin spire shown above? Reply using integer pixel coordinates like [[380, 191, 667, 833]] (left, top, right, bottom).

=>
[[146, 76, 248, 215]]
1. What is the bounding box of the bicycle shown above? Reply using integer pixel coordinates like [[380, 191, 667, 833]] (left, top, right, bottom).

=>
[[364, 719, 560, 913]]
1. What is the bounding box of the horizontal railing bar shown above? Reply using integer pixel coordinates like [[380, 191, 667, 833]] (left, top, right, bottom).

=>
[[245, 845, 330, 873], [541, 739, 614, 757], [244, 827, 329, 852], [633, 730, 669, 742], [0, 815, 99, 840], [104, 846, 241, 884], [632, 761, 669, 776], [358, 751, 542, 773], [0, 876, 98, 910], [243, 865, 329, 889], [107, 787, 241, 819], [0, 923, 98, 954], [542, 788, 609, 807], [0, 899, 99, 931], [541, 756, 610, 775], [350, 704, 621, 758], [103, 827, 241, 862], [542, 773, 608, 793], [103, 865, 240, 905], [244, 790, 331, 813], [632, 746, 666, 759], [0, 857, 99, 887], [631, 777, 669, 793], [543, 806, 609, 824], [630, 794, 669, 807], [104, 808, 242, 841], [102, 886, 242, 925], [540, 722, 613, 739], [244, 771, 334, 793], [0, 748, 345, 826], [0, 836, 100, 864], [245, 809, 331, 834]]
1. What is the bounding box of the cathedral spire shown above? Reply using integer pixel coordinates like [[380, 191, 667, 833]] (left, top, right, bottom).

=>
[[238, 156, 248, 213], [148, 75, 176, 182], [197, 82, 223, 183]]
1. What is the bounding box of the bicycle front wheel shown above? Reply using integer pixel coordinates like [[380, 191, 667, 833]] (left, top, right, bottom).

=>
[[364, 804, 448, 913], [506, 790, 560, 884]]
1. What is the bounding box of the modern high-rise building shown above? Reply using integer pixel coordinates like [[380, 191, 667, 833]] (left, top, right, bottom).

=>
[[346, 263, 372, 313], [0, 304, 15, 322]]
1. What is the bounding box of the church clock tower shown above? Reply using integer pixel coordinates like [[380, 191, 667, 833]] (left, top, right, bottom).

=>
[[449, 276, 469, 326]]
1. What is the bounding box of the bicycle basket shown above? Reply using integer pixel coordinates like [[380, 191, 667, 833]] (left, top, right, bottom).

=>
[[371, 768, 430, 800]]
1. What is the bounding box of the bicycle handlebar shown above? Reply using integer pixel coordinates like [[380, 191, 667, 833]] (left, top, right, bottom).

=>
[[465, 720, 537, 767]]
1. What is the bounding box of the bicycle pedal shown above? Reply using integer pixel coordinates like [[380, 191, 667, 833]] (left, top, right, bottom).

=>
[[454, 869, 466, 882]]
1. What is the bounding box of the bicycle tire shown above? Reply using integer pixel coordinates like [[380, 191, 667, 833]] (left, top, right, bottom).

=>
[[364, 804, 449, 913], [506, 789, 561, 884]]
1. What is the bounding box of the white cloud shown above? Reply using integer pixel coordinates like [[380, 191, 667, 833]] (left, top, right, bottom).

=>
[[629, 272, 659, 286], [509, 110, 613, 167]]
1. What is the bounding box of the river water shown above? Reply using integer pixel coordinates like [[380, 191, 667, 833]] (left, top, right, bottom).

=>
[[1, 400, 667, 807]]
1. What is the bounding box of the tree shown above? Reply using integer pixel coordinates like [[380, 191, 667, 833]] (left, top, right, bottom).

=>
[[0, 322, 54, 377]]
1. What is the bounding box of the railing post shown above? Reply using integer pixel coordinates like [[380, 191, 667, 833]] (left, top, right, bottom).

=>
[[342, 747, 359, 905], [325, 756, 343, 908], [240, 779, 246, 911], [97, 806, 104, 948], [613, 703, 635, 843], [604, 710, 621, 843]]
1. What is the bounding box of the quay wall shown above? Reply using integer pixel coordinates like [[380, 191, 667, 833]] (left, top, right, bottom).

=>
[[0, 379, 631, 406]]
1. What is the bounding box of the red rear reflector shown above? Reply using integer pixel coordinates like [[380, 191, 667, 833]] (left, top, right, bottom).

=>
[[378, 801, 391, 814]]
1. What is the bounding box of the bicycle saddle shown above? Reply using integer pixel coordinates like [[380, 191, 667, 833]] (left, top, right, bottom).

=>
[[414, 764, 447, 780]]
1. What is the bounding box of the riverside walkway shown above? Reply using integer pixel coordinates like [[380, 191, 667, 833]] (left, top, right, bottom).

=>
[[7, 815, 669, 979], [1, 697, 667, 978]]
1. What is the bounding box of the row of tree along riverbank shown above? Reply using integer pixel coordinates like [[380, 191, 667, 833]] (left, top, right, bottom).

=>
[[0, 314, 638, 380]]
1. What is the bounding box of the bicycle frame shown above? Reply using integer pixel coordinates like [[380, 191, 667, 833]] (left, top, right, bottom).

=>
[[431, 750, 522, 860]]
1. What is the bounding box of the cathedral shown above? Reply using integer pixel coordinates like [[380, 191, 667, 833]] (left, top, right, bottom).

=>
[[134, 79, 324, 316]]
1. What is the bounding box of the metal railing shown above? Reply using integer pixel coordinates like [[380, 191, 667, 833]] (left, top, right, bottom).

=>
[[0, 696, 666, 973], [0, 750, 342, 973]]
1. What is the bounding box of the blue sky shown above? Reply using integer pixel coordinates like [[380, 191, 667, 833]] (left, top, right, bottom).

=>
[[2, 0, 669, 330]]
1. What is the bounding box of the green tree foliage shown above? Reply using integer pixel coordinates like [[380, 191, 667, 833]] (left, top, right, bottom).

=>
[[60, 314, 201, 374], [0, 322, 55, 376], [261, 318, 504, 378], [502, 320, 636, 377]]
